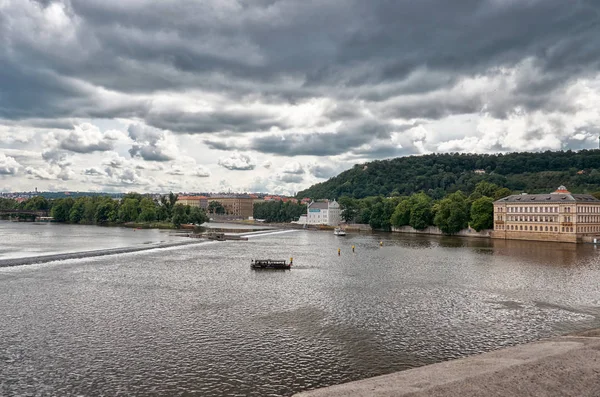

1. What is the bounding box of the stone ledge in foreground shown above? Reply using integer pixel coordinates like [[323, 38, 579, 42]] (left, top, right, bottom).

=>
[[293, 330, 600, 397]]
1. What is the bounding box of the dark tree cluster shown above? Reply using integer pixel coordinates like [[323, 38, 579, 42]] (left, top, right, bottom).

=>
[[297, 150, 600, 199], [5, 192, 208, 228], [339, 181, 511, 234], [253, 201, 307, 223]]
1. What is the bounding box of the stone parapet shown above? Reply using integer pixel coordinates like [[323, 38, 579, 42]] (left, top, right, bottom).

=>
[[294, 329, 600, 397]]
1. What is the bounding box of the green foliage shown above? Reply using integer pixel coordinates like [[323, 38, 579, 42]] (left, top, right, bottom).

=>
[[137, 198, 157, 222], [493, 187, 512, 200], [50, 198, 74, 222], [297, 150, 600, 199], [32, 192, 205, 229], [118, 198, 140, 222], [338, 196, 359, 222], [434, 191, 470, 234], [470, 197, 494, 231], [253, 201, 306, 223], [95, 199, 117, 224], [22, 196, 49, 211], [208, 201, 226, 214], [0, 198, 17, 210], [409, 193, 433, 230], [391, 197, 411, 227], [189, 206, 209, 224], [171, 204, 188, 228], [160, 192, 178, 219]]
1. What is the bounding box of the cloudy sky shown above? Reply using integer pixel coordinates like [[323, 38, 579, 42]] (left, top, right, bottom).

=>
[[1, 0, 600, 194]]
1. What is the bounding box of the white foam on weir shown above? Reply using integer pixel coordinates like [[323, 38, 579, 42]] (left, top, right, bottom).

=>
[[241, 229, 300, 238]]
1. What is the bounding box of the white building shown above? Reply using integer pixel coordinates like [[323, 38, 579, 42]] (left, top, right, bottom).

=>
[[306, 200, 341, 225]]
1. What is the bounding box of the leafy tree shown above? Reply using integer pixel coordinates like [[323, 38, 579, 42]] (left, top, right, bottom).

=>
[[172, 204, 189, 227], [369, 202, 386, 229], [493, 187, 512, 200], [0, 198, 17, 210], [434, 191, 469, 234], [23, 196, 49, 211], [118, 198, 140, 222], [391, 198, 411, 227], [69, 198, 86, 223], [473, 181, 500, 198], [253, 201, 306, 222], [409, 193, 433, 230], [50, 198, 74, 222], [95, 199, 117, 224], [189, 206, 209, 224], [208, 201, 226, 215], [470, 196, 494, 231], [160, 192, 178, 219], [137, 198, 157, 222], [338, 196, 359, 222]]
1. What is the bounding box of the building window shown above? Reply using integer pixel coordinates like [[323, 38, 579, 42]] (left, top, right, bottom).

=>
[[545, 226, 548, 231], [535, 226, 538, 231]]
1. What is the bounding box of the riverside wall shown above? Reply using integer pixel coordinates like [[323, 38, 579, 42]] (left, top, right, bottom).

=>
[[294, 328, 600, 397], [392, 225, 492, 238]]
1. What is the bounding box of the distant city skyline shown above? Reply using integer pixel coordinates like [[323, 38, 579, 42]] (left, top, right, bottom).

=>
[[1, 1, 600, 194]]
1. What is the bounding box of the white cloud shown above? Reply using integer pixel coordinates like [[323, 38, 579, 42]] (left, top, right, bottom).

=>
[[218, 152, 256, 170], [0, 153, 21, 175]]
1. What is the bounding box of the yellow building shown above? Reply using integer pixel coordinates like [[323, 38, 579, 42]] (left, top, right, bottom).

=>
[[176, 196, 208, 209], [209, 196, 254, 219], [493, 186, 600, 243]]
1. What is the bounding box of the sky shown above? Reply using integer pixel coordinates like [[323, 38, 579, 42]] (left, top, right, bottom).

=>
[[1, 0, 600, 195]]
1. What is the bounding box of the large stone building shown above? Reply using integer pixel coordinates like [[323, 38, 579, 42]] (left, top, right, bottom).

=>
[[306, 200, 341, 226], [210, 196, 255, 219], [493, 186, 600, 243], [176, 195, 254, 218], [176, 196, 208, 209]]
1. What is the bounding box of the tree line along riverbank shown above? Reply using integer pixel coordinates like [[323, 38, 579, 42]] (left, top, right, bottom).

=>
[[338, 181, 515, 234], [0, 193, 208, 229]]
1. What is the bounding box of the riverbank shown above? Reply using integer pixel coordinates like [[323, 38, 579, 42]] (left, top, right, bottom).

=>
[[294, 328, 600, 397]]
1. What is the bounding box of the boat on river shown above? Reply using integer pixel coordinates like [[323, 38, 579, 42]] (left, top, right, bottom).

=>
[[333, 227, 346, 236], [251, 259, 292, 270]]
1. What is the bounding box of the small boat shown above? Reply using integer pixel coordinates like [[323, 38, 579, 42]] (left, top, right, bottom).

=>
[[333, 227, 346, 236], [251, 259, 292, 270]]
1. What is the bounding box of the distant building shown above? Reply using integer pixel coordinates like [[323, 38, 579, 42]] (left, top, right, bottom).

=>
[[177, 196, 208, 209], [493, 186, 600, 243], [474, 169, 486, 174], [306, 200, 341, 226], [209, 196, 254, 219]]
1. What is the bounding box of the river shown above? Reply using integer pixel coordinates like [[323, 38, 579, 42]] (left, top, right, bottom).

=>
[[1, 221, 599, 396]]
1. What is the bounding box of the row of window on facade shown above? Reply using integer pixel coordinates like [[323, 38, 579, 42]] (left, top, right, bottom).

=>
[[499, 207, 569, 213], [496, 224, 600, 233], [499, 206, 600, 214], [501, 215, 600, 223], [496, 224, 572, 232], [504, 216, 565, 222]]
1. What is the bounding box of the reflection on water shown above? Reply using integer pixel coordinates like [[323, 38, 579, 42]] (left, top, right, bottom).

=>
[[0, 227, 599, 396], [0, 221, 183, 259]]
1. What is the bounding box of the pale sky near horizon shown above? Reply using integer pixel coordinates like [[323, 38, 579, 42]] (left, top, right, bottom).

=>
[[1, 0, 600, 194]]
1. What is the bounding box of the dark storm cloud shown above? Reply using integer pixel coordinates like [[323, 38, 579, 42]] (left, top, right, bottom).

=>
[[1, 0, 600, 143], [205, 120, 415, 157], [145, 109, 288, 134]]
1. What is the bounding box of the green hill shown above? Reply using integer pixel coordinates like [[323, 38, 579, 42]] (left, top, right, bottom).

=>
[[298, 150, 600, 199]]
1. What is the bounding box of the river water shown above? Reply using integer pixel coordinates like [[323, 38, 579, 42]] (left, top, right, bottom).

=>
[[1, 221, 600, 396]]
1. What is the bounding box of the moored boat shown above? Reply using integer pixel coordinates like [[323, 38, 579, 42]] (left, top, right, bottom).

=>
[[333, 227, 346, 236], [251, 259, 292, 270]]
